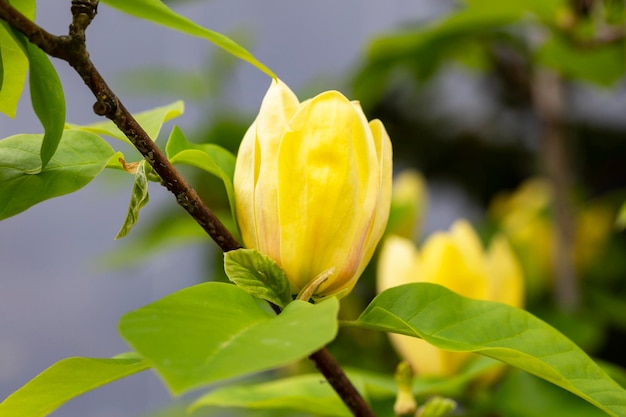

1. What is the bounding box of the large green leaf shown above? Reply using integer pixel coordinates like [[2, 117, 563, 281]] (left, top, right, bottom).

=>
[[536, 36, 626, 86], [495, 370, 609, 417], [100, 0, 274, 78], [190, 373, 354, 417], [11, 31, 66, 171], [190, 357, 501, 417], [65, 100, 184, 144], [353, 283, 626, 417], [166, 126, 236, 219], [0, 0, 35, 117], [0, 130, 114, 220], [119, 282, 339, 394], [0, 355, 149, 417]]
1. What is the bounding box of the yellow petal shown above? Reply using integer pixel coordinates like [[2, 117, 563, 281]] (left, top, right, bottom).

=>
[[251, 79, 300, 259], [419, 232, 489, 300], [449, 220, 488, 281], [235, 79, 300, 253], [377, 236, 419, 293], [234, 121, 260, 249], [330, 118, 393, 296], [486, 236, 525, 308], [276, 90, 380, 293], [389, 334, 471, 377]]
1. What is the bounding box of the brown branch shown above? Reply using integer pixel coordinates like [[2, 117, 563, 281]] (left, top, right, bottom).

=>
[[0, 1, 375, 415], [310, 349, 376, 417], [531, 68, 579, 311]]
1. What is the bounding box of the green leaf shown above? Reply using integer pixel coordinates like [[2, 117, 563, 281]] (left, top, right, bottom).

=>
[[417, 396, 457, 417], [615, 201, 626, 230], [100, 0, 275, 78], [353, 283, 626, 417], [224, 248, 293, 309], [495, 370, 608, 417], [115, 160, 150, 239], [190, 373, 354, 417], [13, 32, 66, 171], [0, 130, 115, 220], [166, 126, 236, 220], [0, 355, 149, 417], [536, 36, 626, 86], [0, 0, 35, 117], [66, 100, 184, 143], [119, 282, 339, 394]]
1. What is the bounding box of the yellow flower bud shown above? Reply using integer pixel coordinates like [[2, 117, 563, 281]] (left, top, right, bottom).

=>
[[234, 79, 392, 299], [386, 169, 428, 240], [377, 220, 524, 377]]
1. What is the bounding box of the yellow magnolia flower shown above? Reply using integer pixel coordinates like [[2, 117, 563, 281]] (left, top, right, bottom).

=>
[[377, 220, 524, 377], [490, 178, 614, 297], [234, 79, 392, 299]]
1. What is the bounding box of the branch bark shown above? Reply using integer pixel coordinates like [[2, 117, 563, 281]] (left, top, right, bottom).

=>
[[0, 1, 375, 415], [531, 68, 579, 311]]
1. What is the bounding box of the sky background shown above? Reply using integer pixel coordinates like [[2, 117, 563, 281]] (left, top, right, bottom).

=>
[[0, 2, 480, 416]]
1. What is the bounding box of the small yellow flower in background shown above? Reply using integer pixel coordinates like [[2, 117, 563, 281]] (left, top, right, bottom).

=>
[[489, 178, 614, 297], [386, 169, 428, 240], [377, 220, 524, 377], [234, 79, 392, 299]]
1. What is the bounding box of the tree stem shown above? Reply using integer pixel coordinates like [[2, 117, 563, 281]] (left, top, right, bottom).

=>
[[531, 68, 579, 311], [0, 1, 375, 414]]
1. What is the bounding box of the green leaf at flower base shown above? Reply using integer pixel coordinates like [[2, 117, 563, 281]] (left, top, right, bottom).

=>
[[0, 355, 149, 417], [100, 0, 275, 78], [224, 248, 293, 309], [190, 373, 355, 417], [66, 101, 184, 144], [166, 126, 236, 219], [119, 282, 339, 394], [0, 130, 115, 220], [353, 283, 626, 417], [11, 30, 66, 171], [115, 160, 150, 239], [0, 0, 35, 118]]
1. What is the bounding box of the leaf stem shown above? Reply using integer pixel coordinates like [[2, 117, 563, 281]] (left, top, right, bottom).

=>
[[0, 1, 376, 415]]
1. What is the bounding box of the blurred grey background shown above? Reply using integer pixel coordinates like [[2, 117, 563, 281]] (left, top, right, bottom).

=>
[[0, 1, 468, 416]]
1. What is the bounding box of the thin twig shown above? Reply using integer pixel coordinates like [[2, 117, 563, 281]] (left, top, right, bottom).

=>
[[0, 1, 375, 415]]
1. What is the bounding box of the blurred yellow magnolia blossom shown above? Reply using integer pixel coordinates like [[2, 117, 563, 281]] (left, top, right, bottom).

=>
[[386, 169, 428, 240], [234, 79, 392, 299], [489, 178, 614, 297], [377, 220, 524, 377]]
